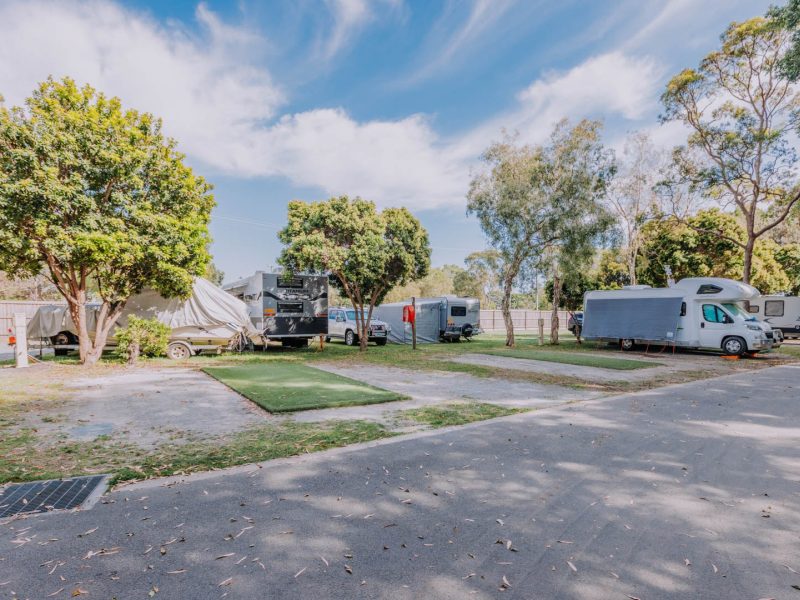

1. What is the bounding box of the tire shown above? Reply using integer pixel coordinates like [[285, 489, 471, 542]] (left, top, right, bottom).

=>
[[722, 336, 746, 356], [375, 338, 387, 346], [345, 330, 356, 346], [620, 339, 635, 351], [167, 342, 192, 360], [325, 336, 331, 343], [52, 332, 74, 346], [54, 348, 69, 357]]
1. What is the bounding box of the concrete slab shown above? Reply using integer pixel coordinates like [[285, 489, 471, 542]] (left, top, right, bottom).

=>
[[293, 363, 603, 423], [24, 368, 269, 447]]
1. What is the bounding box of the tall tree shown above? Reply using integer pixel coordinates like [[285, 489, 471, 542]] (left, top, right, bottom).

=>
[[204, 262, 225, 286], [467, 120, 614, 347], [279, 196, 430, 351], [607, 131, 662, 285], [0, 78, 214, 365], [453, 250, 502, 307], [661, 16, 800, 284]]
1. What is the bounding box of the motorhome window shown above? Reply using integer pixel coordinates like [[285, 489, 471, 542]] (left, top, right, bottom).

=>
[[765, 300, 784, 317], [698, 284, 723, 294], [278, 302, 304, 313], [277, 277, 304, 289], [680, 302, 686, 316], [450, 306, 467, 317], [702, 304, 726, 323]]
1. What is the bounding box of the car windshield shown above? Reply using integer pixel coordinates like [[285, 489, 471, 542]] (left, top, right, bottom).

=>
[[722, 302, 757, 322], [346, 310, 368, 320]]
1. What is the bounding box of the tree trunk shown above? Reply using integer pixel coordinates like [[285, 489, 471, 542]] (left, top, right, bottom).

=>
[[66, 290, 92, 363], [501, 275, 515, 347], [550, 271, 560, 345], [743, 237, 754, 285], [84, 302, 126, 366]]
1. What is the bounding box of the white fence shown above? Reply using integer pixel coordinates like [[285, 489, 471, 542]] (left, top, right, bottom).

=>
[[479, 309, 571, 332]]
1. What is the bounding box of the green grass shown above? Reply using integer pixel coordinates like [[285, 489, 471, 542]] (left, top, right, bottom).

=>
[[397, 402, 527, 428], [203, 362, 406, 412], [0, 420, 394, 485], [481, 348, 659, 370]]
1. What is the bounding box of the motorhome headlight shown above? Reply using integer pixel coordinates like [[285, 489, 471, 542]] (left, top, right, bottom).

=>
[[746, 324, 762, 331]]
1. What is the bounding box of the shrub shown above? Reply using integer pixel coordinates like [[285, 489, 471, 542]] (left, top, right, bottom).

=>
[[115, 316, 170, 364]]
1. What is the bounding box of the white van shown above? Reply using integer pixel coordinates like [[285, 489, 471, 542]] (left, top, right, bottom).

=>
[[326, 307, 390, 346], [747, 295, 800, 339], [582, 277, 777, 356]]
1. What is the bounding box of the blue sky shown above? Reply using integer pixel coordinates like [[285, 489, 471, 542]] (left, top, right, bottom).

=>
[[0, 0, 773, 282]]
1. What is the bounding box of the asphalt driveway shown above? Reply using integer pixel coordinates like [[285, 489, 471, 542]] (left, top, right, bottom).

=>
[[1, 365, 798, 599]]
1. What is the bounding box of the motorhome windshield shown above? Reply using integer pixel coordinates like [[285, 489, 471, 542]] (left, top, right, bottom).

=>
[[722, 302, 758, 322]]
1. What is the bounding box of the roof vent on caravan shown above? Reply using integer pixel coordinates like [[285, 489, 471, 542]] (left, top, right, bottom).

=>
[[622, 285, 652, 290], [697, 284, 723, 294]]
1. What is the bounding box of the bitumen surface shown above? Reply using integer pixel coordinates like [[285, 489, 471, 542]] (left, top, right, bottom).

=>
[[1, 365, 799, 599]]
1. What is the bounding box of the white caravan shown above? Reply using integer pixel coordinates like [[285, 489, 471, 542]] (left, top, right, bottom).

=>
[[582, 277, 777, 355], [746, 295, 800, 339]]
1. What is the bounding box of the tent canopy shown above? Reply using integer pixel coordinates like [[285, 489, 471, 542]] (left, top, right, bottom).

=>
[[27, 278, 257, 339], [373, 299, 442, 344]]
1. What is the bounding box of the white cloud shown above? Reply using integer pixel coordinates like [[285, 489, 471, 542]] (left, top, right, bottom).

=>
[[0, 0, 283, 175], [0, 1, 670, 212]]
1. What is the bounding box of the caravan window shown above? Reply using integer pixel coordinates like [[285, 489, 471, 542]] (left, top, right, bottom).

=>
[[277, 277, 304, 289], [702, 304, 727, 323], [697, 284, 723, 294], [450, 306, 467, 317], [747, 305, 760, 313], [765, 300, 784, 317], [680, 302, 686, 316]]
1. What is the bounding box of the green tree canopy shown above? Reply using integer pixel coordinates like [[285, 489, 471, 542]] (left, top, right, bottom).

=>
[[467, 120, 614, 346], [279, 196, 430, 351], [0, 77, 214, 364], [661, 16, 800, 284]]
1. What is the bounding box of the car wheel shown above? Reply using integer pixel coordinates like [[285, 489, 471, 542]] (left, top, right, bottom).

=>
[[345, 330, 356, 346], [167, 342, 191, 360], [620, 339, 635, 351], [376, 338, 387, 346], [722, 336, 746, 356]]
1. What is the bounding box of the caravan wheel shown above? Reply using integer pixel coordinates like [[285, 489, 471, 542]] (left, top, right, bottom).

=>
[[167, 342, 192, 360], [620, 339, 635, 351]]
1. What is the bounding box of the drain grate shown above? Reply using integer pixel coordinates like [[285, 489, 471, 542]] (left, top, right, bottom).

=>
[[0, 475, 107, 519]]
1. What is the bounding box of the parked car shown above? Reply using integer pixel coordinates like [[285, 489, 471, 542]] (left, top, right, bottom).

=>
[[567, 312, 583, 335], [327, 307, 390, 346]]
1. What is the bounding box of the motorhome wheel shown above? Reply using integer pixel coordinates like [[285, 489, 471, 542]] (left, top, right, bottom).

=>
[[167, 342, 191, 360], [722, 336, 746, 356], [620, 339, 635, 351]]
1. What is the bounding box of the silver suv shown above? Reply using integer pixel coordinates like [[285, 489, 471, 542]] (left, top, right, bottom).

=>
[[327, 307, 391, 346]]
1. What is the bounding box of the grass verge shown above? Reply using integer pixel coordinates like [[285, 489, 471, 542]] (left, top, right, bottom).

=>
[[481, 349, 658, 370], [397, 402, 527, 428], [203, 362, 405, 412], [0, 420, 394, 485]]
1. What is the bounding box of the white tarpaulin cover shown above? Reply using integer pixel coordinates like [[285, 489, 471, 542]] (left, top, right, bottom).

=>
[[27, 278, 257, 339]]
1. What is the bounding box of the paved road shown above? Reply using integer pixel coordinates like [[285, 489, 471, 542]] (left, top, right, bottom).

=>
[[2, 366, 799, 599]]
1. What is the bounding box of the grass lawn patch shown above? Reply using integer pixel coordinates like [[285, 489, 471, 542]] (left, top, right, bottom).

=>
[[397, 402, 527, 428], [482, 349, 658, 370], [203, 362, 405, 412]]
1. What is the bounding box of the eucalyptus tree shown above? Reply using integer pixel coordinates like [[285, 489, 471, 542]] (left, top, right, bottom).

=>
[[0, 78, 214, 365], [468, 120, 614, 346], [661, 16, 800, 284], [279, 196, 430, 352]]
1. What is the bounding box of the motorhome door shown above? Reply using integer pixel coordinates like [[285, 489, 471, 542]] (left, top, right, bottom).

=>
[[698, 303, 731, 349]]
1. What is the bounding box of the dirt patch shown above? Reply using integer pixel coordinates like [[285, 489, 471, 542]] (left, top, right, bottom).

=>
[[21, 368, 269, 448]]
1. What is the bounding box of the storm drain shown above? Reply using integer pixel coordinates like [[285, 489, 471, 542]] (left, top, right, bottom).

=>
[[0, 475, 107, 519]]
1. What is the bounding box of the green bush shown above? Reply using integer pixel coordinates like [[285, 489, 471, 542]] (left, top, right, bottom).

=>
[[115, 316, 170, 364]]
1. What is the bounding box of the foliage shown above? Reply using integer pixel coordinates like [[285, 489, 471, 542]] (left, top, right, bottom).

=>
[[453, 250, 503, 308], [770, 0, 800, 79], [467, 121, 614, 347], [595, 249, 630, 289], [114, 315, 170, 364], [661, 16, 800, 283], [545, 270, 596, 311], [0, 77, 214, 365], [775, 243, 800, 294], [204, 262, 225, 286], [606, 132, 664, 285], [279, 196, 431, 351], [637, 209, 791, 292], [383, 265, 460, 303], [397, 402, 525, 428]]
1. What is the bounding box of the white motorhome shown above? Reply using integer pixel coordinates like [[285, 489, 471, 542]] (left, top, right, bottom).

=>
[[746, 295, 800, 339], [582, 277, 777, 356]]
